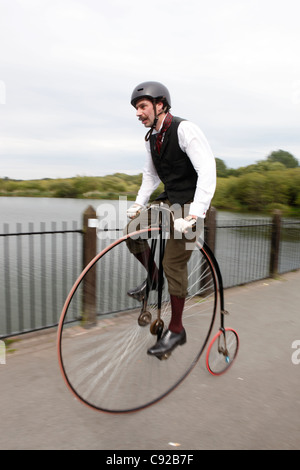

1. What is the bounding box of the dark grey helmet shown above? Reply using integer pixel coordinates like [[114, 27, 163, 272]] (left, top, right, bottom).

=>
[[131, 81, 171, 109]]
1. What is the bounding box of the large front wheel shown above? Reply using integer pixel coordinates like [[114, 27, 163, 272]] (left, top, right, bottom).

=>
[[57, 228, 218, 413]]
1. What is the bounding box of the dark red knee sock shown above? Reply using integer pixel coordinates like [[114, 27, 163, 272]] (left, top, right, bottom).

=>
[[169, 295, 185, 334]]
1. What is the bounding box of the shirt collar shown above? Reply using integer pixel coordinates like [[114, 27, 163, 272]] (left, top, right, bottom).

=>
[[153, 114, 168, 134]]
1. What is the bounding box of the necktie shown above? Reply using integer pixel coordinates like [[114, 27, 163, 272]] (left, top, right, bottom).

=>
[[155, 113, 173, 154]]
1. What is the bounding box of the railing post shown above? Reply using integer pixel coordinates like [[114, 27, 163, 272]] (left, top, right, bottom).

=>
[[201, 207, 217, 295], [82, 206, 97, 327], [205, 206, 216, 253], [269, 210, 281, 278]]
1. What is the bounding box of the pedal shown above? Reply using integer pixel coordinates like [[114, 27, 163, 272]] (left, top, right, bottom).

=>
[[150, 318, 164, 337], [138, 311, 152, 327], [157, 352, 172, 361]]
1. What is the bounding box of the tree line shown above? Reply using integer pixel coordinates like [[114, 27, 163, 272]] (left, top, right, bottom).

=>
[[213, 150, 300, 215], [1, 149, 299, 216]]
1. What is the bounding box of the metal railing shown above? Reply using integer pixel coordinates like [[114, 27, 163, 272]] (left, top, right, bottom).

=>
[[214, 219, 273, 288], [279, 220, 300, 273], [0, 222, 82, 338], [1, 211, 299, 338]]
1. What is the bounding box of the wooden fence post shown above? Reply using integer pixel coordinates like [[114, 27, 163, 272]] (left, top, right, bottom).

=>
[[82, 206, 97, 327], [201, 207, 217, 295], [205, 206, 216, 253], [269, 210, 281, 278]]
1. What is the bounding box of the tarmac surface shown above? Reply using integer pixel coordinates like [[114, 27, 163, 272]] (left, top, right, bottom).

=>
[[1, 270, 300, 450]]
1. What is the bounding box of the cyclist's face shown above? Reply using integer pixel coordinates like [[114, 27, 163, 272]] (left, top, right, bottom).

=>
[[135, 99, 163, 128]]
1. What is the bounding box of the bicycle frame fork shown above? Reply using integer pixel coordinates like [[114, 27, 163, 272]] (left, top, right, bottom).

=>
[[139, 213, 230, 349], [202, 242, 229, 350], [139, 212, 166, 337]]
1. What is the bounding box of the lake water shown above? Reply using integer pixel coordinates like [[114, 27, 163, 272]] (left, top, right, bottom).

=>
[[0, 196, 268, 225], [0, 197, 118, 225]]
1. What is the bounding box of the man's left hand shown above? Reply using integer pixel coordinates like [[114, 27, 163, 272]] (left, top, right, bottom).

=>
[[174, 215, 197, 233]]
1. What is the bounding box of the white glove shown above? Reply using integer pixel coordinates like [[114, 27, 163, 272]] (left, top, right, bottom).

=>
[[174, 216, 197, 233], [127, 203, 143, 219]]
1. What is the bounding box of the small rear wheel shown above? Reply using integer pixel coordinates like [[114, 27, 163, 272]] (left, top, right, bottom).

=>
[[206, 328, 239, 376]]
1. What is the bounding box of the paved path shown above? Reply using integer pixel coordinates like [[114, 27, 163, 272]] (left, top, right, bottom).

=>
[[1, 271, 300, 450]]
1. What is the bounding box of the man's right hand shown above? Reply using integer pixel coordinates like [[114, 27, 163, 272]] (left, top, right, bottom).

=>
[[127, 203, 143, 219]]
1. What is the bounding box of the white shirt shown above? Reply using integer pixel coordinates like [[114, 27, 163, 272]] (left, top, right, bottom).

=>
[[135, 117, 216, 218]]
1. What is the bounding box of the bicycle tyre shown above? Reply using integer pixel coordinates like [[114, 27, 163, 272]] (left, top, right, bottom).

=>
[[206, 328, 239, 376], [57, 227, 218, 413]]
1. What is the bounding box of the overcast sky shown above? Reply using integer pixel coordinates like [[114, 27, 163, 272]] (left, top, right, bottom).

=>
[[1, 0, 300, 180]]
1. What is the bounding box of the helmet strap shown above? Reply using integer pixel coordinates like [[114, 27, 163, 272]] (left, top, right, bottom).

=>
[[144, 99, 164, 142]]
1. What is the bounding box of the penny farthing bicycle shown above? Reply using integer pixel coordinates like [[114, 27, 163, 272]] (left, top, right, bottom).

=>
[[57, 204, 239, 413]]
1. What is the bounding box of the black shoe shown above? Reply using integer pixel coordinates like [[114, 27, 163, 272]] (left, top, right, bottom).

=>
[[147, 328, 187, 358], [127, 278, 162, 302]]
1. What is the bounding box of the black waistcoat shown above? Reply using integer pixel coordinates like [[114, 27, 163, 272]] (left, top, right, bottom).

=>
[[150, 116, 198, 205]]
